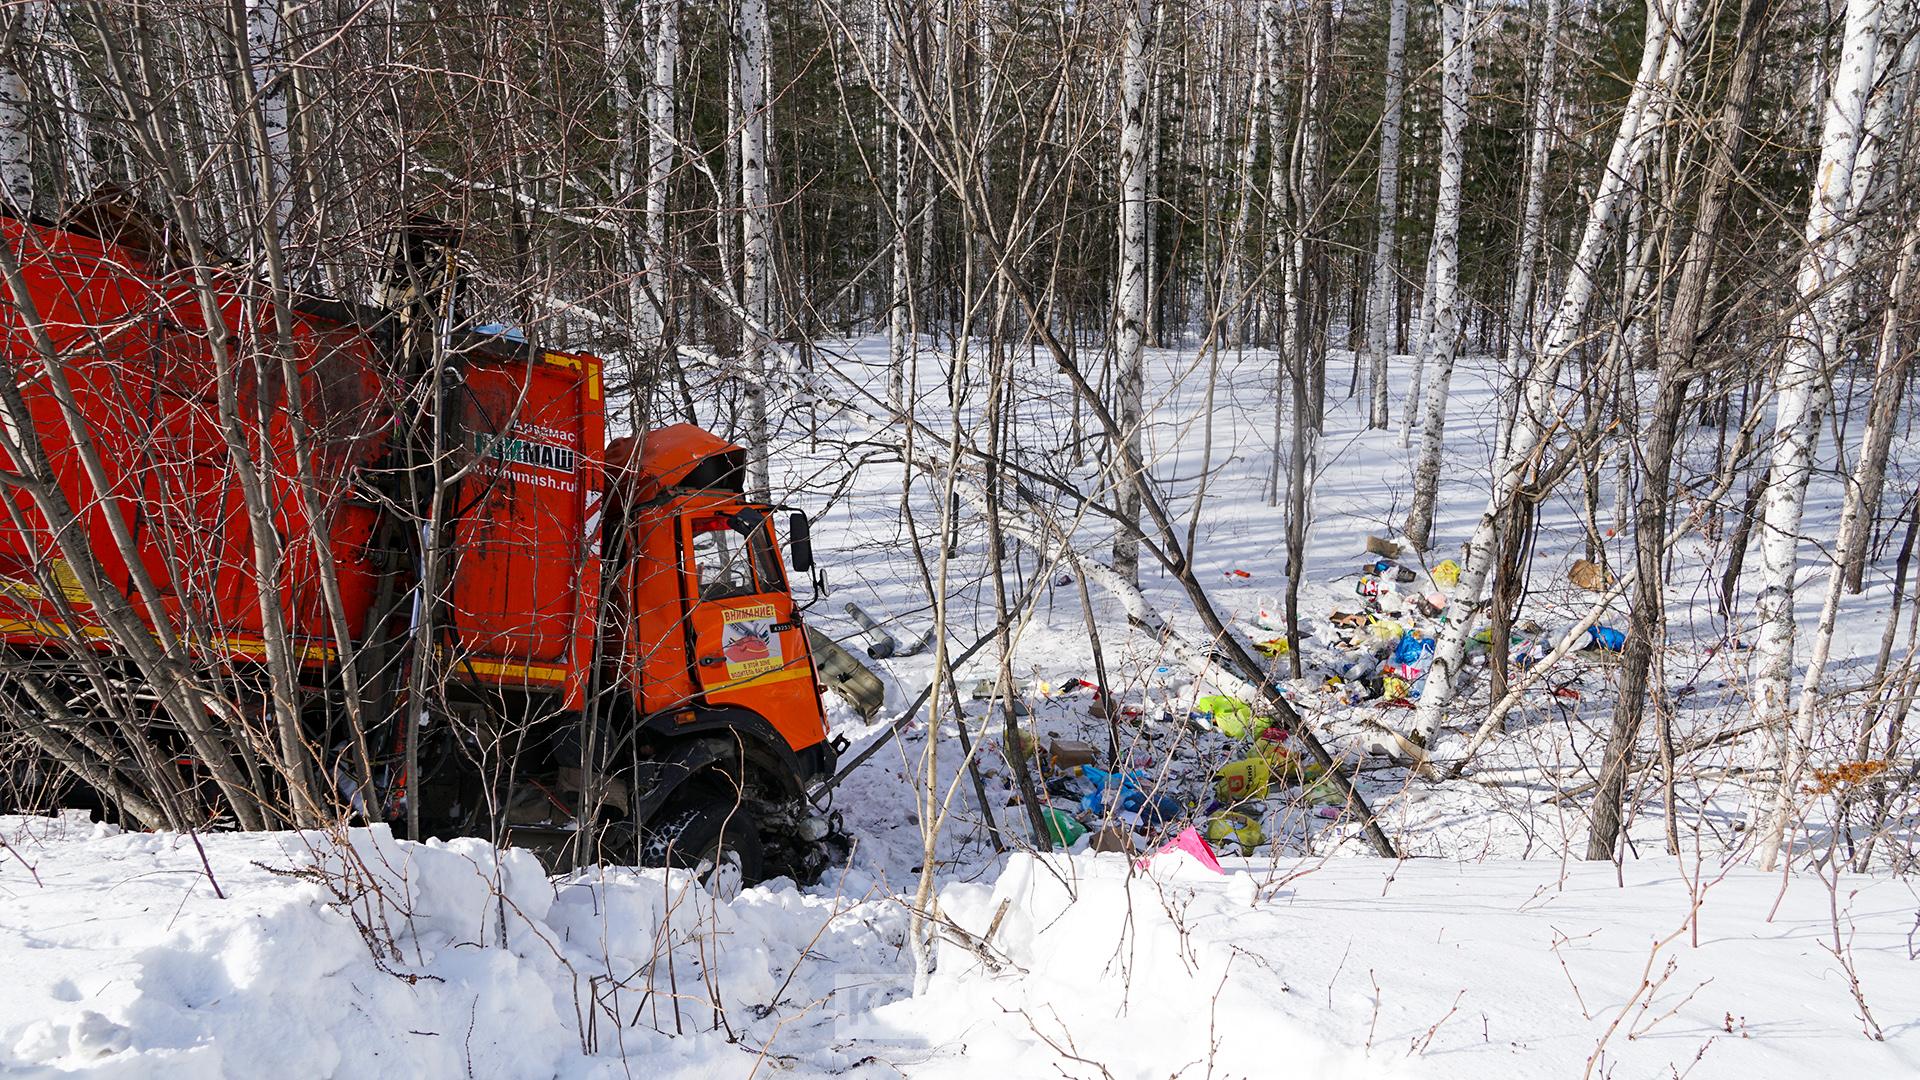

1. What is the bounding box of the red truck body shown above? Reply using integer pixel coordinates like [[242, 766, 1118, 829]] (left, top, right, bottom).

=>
[[0, 215, 604, 705], [0, 213, 836, 873]]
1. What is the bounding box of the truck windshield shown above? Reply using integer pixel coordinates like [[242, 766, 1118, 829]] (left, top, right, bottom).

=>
[[689, 513, 784, 601]]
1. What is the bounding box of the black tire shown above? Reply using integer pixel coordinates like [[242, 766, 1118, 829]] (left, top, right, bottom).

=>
[[644, 784, 765, 893]]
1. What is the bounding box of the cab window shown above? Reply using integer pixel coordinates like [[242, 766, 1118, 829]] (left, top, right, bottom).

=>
[[688, 513, 784, 601]]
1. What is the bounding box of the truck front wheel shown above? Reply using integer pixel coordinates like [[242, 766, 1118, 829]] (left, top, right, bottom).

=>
[[644, 783, 765, 897]]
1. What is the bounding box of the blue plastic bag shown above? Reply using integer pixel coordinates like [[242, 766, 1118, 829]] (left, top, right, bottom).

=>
[[1393, 631, 1436, 665], [1586, 626, 1626, 652], [1078, 765, 1182, 823], [1080, 764, 1147, 816]]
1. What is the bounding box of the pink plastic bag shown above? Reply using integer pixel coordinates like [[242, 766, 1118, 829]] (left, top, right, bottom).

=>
[[1136, 826, 1225, 874]]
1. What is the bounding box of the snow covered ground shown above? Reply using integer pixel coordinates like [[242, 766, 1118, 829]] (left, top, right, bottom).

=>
[[4, 341, 1917, 1077], [792, 340, 1915, 872], [6, 813, 1917, 1077]]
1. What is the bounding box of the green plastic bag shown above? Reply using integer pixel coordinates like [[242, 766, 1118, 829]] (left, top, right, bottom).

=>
[[1042, 807, 1088, 846], [1301, 773, 1346, 807]]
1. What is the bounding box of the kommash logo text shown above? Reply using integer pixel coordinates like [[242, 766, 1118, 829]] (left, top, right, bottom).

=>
[[475, 432, 577, 474]]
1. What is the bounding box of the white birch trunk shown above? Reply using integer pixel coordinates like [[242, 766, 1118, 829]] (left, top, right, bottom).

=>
[[1224, 25, 1268, 345], [1756, 0, 1890, 868], [646, 0, 679, 345], [887, 14, 915, 408], [1837, 28, 1919, 588], [0, 54, 28, 216], [246, 0, 293, 242], [1365, 0, 1409, 428], [1399, 228, 1440, 446], [1404, 0, 1473, 549], [1263, 1, 1294, 507], [604, 0, 656, 347], [26, 2, 89, 198], [1503, 0, 1562, 460], [737, 0, 773, 499], [1261, 1, 1287, 351], [1112, 0, 1155, 582], [1411, 0, 1706, 746]]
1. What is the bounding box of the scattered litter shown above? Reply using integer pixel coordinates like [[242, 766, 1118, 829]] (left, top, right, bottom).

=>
[[1137, 826, 1225, 874], [1302, 773, 1346, 807], [1223, 568, 1252, 580], [1365, 535, 1402, 558], [1048, 738, 1098, 770], [1079, 765, 1179, 826], [1042, 807, 1086, 847], [1431, 559, 1462, 589], [1190, 694, 1260, 738], [1204, 811, 1264, 853], [1214, 757, 1271, 803], [1393, 630, 1436, 666], [1584, 625, 1627, 652], [1569, 557, 1611, 592]]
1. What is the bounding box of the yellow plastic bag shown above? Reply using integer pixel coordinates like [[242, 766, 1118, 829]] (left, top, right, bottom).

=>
[[1431, 559, 1462, 589], [1204, 811, 1265, 852], [1214, 756, 1271, 803], [1256, 636, 1290, 657], [1259, 743, 1322, 784], [1382, 675, 1410, 701], [1193, 694, 1266, 738]]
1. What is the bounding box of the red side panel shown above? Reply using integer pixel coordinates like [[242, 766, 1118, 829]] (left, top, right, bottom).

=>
[[0, 216, 386, 661], [2, 217, 606, 709], [447, 350, 604, 708]]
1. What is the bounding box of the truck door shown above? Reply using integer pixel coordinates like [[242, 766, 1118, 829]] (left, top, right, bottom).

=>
[[680, 509, 827, 751]]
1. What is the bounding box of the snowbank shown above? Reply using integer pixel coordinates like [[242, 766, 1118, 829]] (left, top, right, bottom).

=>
[[6, 815, 1917, 1078], [0, 815, 908, 1078]]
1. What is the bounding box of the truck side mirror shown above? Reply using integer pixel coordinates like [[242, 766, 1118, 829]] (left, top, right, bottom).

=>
[[788, 512, 814, 573]]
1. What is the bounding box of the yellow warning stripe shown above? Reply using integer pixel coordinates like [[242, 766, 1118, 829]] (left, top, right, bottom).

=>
[[455, 657, 570, 683], [0, 619, 112, 640], [540, 351, 603, 401], [712, 664, 814, 692], [0, 621, 339, 662]]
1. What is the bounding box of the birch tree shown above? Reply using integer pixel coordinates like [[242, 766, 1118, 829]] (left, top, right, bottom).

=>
[[2, 16, 34, 215], [1587, 0, 1775, 860], [1832, 19, 1917, 594], [646, 0, 679, 349], [1113, 0, 1156, 583], [738, 0, 774, 499], [245, 0, 292, 242], [1411, 0, 1707, 747], [1755, 0, 1895, 868], [603, 0, 655, 352], [887, 6, 918, 409], [1364, 0, 1409, 429], [1504, 0, 1563, 458], [1404, 0, 1473, 550]]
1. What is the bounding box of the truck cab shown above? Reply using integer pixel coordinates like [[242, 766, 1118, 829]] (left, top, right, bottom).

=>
[[591, 424, 839, 878]]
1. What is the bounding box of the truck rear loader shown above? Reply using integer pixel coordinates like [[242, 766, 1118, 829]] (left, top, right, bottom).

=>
[[0, 208, 844, 883]]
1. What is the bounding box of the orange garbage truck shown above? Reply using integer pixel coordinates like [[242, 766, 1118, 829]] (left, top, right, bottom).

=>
[[0, 208, 844, 881]]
